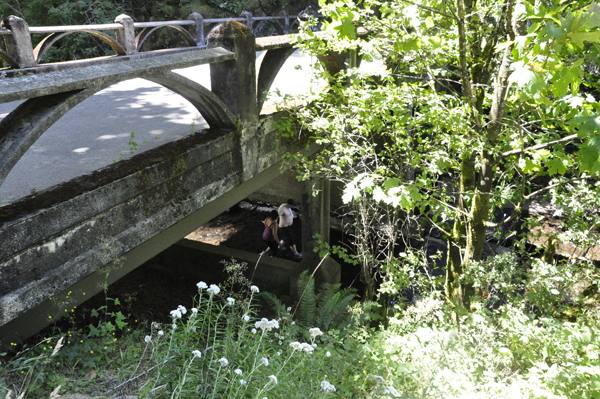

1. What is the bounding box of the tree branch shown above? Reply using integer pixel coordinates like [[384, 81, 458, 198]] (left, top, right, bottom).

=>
[[423, 213, 452, 237], [501, 133, 579, 158], [483, 205, 522, 227], [524, 176, 588, 200], [399, 0, 456, 19]]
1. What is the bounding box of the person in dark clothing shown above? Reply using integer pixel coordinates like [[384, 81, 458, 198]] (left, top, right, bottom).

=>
[[278, 199, 301, 259], [261, 210, 280, 256]]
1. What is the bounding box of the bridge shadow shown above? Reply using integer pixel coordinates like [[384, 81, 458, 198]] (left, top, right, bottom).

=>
[[185, 202, 303, 259]]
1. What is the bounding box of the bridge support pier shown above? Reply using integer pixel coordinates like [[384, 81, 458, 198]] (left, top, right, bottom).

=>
[[207, 21, 259, 180], [299, 177, 340, 287]]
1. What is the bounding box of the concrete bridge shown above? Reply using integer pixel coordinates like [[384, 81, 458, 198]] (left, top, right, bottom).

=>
[[0, 15, 346, 346]]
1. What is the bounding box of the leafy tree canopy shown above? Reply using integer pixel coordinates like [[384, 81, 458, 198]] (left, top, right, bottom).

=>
[[288, 0, 600, 306]]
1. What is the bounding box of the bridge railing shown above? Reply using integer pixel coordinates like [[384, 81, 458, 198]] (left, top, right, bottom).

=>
[[0, 11, 315, 69]]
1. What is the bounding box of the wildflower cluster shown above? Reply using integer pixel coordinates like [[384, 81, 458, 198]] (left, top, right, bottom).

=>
[[129, 270, 341, 399]]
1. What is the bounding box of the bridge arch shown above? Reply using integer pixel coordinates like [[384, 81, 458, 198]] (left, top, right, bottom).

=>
[[0, 49, 19, 68], [0, 72, 236, 187], [135, 25, 197, 52], [33, 31, 126, 64], [256, 47, 297, 112], [253, 20, 285, 37]]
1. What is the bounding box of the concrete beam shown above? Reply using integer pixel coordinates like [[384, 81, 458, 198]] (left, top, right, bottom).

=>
[[0, 47, 234, 104]]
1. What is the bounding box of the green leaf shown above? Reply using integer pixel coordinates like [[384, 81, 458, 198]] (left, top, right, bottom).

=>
[[546, 157, 568, 175], [569, 31, 600, 49], [571, 115, 600, 136], [383, 178, 401, 190], [428, 36, 441, 48], [578, 135, 600, 174]]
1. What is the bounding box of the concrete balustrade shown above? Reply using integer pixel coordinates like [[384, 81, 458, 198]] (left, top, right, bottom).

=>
[[0, 11, 304, 69]]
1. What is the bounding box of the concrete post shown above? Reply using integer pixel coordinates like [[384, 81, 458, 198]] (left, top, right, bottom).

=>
[[279, 11, 290, 34], [115, 14, 136, 55], [207, 21, 258, 179], [300, 177, 340, 286], [188, 12, 205, 46], [240, 11, 253, 30], [1, 16, 36, 68]]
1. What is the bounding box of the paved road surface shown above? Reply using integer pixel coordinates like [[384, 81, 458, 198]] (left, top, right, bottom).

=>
[[0, 50, 323, 204]]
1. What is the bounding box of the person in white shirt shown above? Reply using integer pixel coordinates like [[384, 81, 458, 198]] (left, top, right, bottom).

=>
[[277, 199, 301, 259]]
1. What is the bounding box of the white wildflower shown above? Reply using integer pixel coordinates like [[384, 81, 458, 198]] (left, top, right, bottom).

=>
[[227, 297, 235, 306], [311, 343, 317, 348], [287, 306, 292, 312], [172, 323, 177, 330], [290, 341, 303, 351], [192, 350, 202, 358], [218, 357, 229, 367], [144, 335, 152, 343], [191, 307, 198, 314], [158, 330, 164, 336], [49, 385, 61, 399], [208, 284, 221, 295], [268, 375, 278, 385], [240, 379, 247, 385], [243, 314, 250, 322], [234, 368, 243, 376], [197, 281, 208, 289], [303, 344, 314, 353], [309, 327, 323, 338], [255, 318, 279, 332], [177, 305, 187, 315], [170, 309, 182, 319], [291, 321, 296, 325], [51, 336, 64, 356], [326, 351, 331, 357], [276, 350, 282, 356], [383, 386, 399, 395], [251, 285, 260, 293], [373, 375, 385, 383], [260, 357, 269, 366], [252, 328, 257, 334], [321, 380, 336, 392]]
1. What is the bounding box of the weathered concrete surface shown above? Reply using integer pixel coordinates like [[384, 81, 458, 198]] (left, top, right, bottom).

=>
[[152, 239, 299, 297], [0, 110, 318, 346], [1, 16, 37, 68], [0, 47, 234, 103], [0, 21, 343, 347]]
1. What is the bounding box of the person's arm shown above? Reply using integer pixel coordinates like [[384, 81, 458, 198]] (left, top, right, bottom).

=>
[[272, 219, 280, 244]]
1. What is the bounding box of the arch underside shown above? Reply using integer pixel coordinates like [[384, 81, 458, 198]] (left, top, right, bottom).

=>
[[256, 47, 297, 112], [0, 72, 235, 187], [0, 49, 19, 68]]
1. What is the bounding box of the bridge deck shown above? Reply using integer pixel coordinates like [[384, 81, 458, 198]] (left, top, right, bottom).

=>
[[0, 47, 235, 103]]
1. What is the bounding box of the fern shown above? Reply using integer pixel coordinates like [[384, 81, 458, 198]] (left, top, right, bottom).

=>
[[260, 292, 288, 317], [296, 271, 359, 335], [296, 271, 317, 328]]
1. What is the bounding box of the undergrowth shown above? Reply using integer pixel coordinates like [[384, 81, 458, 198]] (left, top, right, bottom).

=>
[[1, 258, 599, 398]]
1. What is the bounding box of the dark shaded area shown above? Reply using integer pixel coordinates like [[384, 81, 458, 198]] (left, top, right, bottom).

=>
[[24, 200, 366, 348]]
